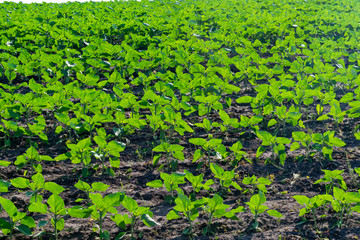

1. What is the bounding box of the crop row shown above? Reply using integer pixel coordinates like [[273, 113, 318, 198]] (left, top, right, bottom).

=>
[[1, 0, 360, 239], [1, 167, 360, 239]]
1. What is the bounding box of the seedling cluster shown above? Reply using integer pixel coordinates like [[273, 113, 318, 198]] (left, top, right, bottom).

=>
[[1, 0, 360, 239]]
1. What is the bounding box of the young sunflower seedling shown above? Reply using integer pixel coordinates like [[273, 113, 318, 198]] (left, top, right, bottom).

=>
[[147, 172, 186, 204], [10, 173, 65, 204], [184, 170, 214, 201], [331, 187, 360, 228], [293, 194, 332, 231], [88, 192, 124, 240], [0, 196, 36, 240], [14, 146, 54, 175], [111, 195, 160, 239], [166, 193, 205, 237], [74, 180, 110, 205], [210, 163, 242, 196], [256, 130, 291, 166], [314, 169, 347, 195], [202, 194, 245, 235], [246, 191, 283, 230], [242, 175, 272, 194], [28, 194, 67, 240]]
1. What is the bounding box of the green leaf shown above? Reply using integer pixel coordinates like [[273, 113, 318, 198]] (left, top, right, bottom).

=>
[[74, 180, 91, 192], [47, 194, 65, 215], [16, 224, 32, 236], [0, 180, 10, 193], [91, 182, 110, 192], [236, 96, 253, 104], [192, 149, 203, 162], [0, 218, 12, 229], [267, 209, 283, 218], [10, 177, 30, 189], [210, 163, 224, 177], [257, 131, 273, 144], [267, 119, 277, 127], [256, 146, 266, 158], [189, 138, 207, 146], [146, 180, 163, 188], [21, 216, 36, 228], [174, 194, 191, 212], [0, 160, 11, 167], [28, 202, 48, 214], [0, 196, 18, 218], [53, 217, 65, 231], [317, 115, 329, 121], [330, 137, 346, 147], [141, 214, 160, 227], [122, 196, 138, 212], [290, 142, 300, 151], [44, 182, 65, 195], [355, 132, 360, 140], [276, 137, 291, 144], [166, 210, 180, 220], [68, 206, 92, 218]]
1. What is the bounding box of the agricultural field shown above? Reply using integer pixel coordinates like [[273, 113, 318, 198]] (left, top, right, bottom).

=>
[[1, 0, 360, 239]]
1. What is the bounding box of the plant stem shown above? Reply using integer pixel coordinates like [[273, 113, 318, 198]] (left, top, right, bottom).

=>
[[187, 213, 193, 236], [205, 213, 213, 235], [54, 214, 58, 240], [99, 212, 103, 240], [311, 208, 317, 231], [131, 216, 136, 239]]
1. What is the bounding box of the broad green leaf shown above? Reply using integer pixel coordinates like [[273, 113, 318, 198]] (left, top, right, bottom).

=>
[[15, 224, 32, 236], [44, 182, 65, 194], [189, 138, 207, 146], [166, 210, 180, 220], [0, 161, 11, 167], [74, 180, 91, 192], [236, 96, 253, 104], [28, 202, 48, 214], [47, 194, 65, 215], [267, 209, 283, 218], [141, 214, 160, 227], [68, 206, 92, 218], [10, 177, 30, 189], [91, 182, 110, 192], [0, 196, 18, 217], [146, 180, 163, 188]]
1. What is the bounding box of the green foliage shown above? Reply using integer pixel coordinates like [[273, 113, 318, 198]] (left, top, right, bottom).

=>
[[311, 131, 346, 161], [65, 138, 93, 178], [314, 169, 347, 195], [0, 196, 35, 239], [74, 180, 110, 204], [331, 187, 360, 228], [93, 128, 125, 175], [152, 142, 184, 170], [246, 191, 283, 230], [14, 146, 54, 175], [184, 170, 214, 200], [166, 193, 204, 236], [28, 194, 67, 240], [256, 131, 291, 165], [190, 137, 222, 166], [146, 172, 186, 204], [88, 192, 124, 240], [210, 163, 242, 195], [202, 194, 244, 235], [293, 194, 332, 230], [242, 175, 272, 194], [10, 173, 64, 203], [1, 0, 360, 238], [112, 195, 159, 239]]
